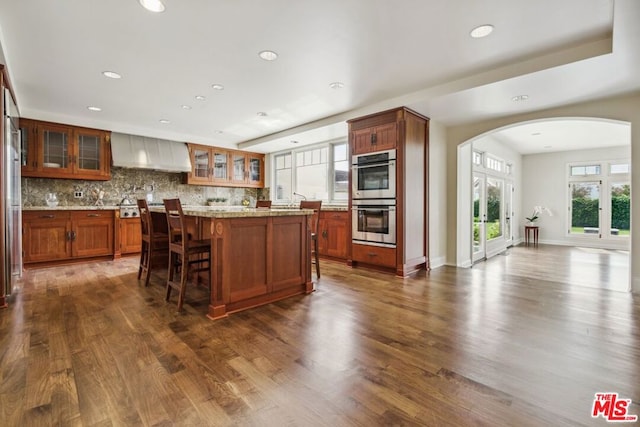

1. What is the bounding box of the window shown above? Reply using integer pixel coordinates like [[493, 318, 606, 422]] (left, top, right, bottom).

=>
[[570, 164, 600, 176], [610, 163, 630, 174], [273, 141, 348, 203], [567, 160, 630, 238], [274, 153, 292, 200], [473, 151, 483, 166], [485, 156, 503, 173]]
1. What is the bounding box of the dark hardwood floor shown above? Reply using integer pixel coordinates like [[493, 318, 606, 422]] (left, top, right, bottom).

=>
[[1, 245, 638, 426]]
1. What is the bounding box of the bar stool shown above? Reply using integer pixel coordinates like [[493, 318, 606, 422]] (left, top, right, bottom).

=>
[[300, 200, 322, 278], [256, 200, 272, 208], [163, 198, 212, 312], [136, 199, 169, 287]]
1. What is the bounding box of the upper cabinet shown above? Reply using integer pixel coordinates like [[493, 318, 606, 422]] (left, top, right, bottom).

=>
[[186, 143, 264, 188], [351, 122, 397, 155], [20, 118, 111, 180]]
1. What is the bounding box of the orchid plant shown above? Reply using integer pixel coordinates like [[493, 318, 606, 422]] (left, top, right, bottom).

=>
[[526, 205, 552, 223]]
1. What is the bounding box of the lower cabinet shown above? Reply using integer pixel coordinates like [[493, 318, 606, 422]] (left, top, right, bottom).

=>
[[351, 243, 396, 268], [317, 210, 349, 260], [119, 217, 142, 254], [23, 210, 115, 265]]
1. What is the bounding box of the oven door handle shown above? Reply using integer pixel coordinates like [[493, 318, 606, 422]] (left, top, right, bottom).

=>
[[352, 161, 395, 170], [352, 207, 395, 211]]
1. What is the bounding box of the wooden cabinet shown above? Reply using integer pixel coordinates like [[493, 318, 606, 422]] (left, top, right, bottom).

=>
[[20, 118, 111, 180], [351, 243, 396, 268], [23, 210, 115, 265], [352, 122, 397, 155], [318, 210, 349, 260], [119, 217, 142, 254], [71, 211, 114, 258], [186, 143, 264, 188], [348, 107, 429, 276], [22, 211, 71, 263]]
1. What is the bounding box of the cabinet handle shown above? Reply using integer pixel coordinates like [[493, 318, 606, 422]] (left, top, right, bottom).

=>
[[322, 230, 328, 239], [371, 133, 377, 145], [66, 231, 72, 241], [368, 252, 378, 257], [71, 231, 77, 241], [39, 214, 55, 218], [86, 213, 101, 217]]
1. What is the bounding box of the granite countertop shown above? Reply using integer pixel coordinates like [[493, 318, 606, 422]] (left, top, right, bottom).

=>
[[271, 204, 348, 212], [148, 206, 314, 218], [22, 205, 120, 211]]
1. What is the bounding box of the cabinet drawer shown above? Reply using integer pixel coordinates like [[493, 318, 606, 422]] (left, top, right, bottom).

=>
[[320, 211, 348, 220], [23, 211, 71, 221], [352, 243, 396, 267]]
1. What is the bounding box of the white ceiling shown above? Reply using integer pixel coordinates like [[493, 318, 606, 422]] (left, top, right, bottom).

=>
[[0, 0, 638, 154]]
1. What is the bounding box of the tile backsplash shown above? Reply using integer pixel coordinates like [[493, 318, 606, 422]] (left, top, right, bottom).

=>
[[22, 167, 269, 207]]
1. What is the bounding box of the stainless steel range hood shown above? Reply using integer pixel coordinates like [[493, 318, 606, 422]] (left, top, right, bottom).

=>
[[111, 132, 191, 172]]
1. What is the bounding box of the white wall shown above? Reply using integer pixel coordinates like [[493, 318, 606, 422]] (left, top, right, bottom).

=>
[[428, 120, 447, 268], [522, 146, 630, 249], [446, 91, 640, 293]]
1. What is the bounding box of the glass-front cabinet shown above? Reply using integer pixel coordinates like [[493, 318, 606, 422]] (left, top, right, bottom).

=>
[[19, 118, 111, 180], [185, 143, 264, 188]]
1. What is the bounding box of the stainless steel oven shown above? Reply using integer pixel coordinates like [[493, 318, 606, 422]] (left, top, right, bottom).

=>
[[352, 149, 396, 199], [352, 199, 396, 247]]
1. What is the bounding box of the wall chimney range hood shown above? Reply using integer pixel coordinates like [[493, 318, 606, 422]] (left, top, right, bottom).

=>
[[111, 132, 191, 172]]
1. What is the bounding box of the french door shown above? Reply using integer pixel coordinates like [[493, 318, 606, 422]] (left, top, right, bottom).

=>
[[473, 173, 506, 263]]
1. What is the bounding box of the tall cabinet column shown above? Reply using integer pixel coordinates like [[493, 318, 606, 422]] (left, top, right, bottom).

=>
[[348, 107, 429, 277]]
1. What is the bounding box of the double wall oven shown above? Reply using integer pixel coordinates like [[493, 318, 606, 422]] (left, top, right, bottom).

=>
[[351, 149, 396, 247]]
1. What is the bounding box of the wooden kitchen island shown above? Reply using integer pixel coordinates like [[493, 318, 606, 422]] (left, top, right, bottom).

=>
[[152, 206, 314, 320]]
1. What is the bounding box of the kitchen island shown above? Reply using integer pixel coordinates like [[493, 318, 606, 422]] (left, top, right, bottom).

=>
[[150, 206, 315, 319]]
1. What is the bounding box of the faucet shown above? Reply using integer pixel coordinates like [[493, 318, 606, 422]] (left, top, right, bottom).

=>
[[293, 192, 307, 200]]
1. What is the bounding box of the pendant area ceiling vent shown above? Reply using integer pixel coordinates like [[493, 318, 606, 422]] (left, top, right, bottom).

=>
[[111, 132, 191, 172]]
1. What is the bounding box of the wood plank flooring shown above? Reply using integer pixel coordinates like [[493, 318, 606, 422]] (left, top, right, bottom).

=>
[[1, 244, 638, 426]]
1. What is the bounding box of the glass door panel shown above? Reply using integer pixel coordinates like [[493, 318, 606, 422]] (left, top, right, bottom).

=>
[[193, 148, 210, 178], [43, 129, 69, 169], [486, 177, 503, 241], [213, 152, 228, 181], [248, 157, 261, 182], [233, 153, 246, 183], [472, 174, 485, 262], [570, 182, 600, 235], [77, 133, 101, 171], [610, 182, 630, 236]]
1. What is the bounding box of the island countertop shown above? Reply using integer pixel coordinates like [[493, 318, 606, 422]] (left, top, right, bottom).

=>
[[148, 206, 314, 218]]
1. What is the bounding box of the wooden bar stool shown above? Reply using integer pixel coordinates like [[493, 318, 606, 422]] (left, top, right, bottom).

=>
[[163, 198, 212, 312], [136, 199, 169, 287], [300, 200, 322, 278]]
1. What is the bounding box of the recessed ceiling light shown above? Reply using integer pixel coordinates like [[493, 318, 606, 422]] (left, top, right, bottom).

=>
[[87, 106, 102, 112], [257, 111, 267, 117], [291, 140, 299, 144], [102, 71, 122, 79], [139, 0, 165, 13], [159, 119, 170, 124], [329, 82, 345, 89], [211, 84, 224, 90], [181, 105, 192, 110], [470, 24, 494, 38], [195, 95, 206, 101], [258, 50, 278, 61], [511, 95, 529, 102]]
